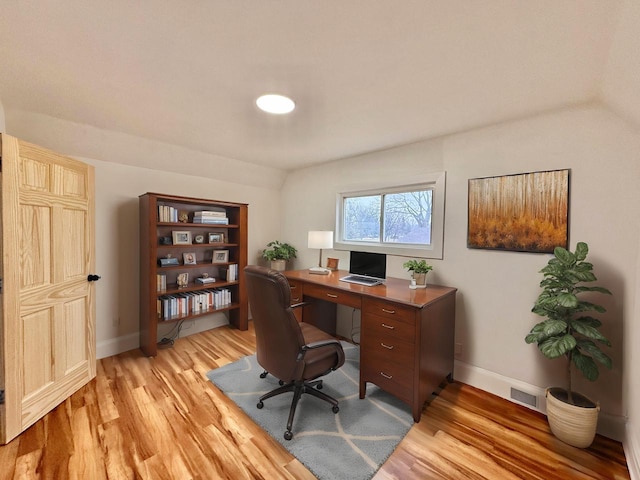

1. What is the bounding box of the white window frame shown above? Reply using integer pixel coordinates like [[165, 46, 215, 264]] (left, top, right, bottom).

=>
[[335, 171, 446, 259]]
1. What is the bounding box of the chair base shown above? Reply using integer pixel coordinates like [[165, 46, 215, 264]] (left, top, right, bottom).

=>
[[257, 374, 339, 440]]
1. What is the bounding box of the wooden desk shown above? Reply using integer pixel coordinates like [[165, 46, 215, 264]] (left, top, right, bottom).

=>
[[284, 269, 457, 422]]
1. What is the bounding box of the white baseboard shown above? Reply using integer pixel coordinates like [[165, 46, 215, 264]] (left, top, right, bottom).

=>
[[96, 315, 229, 359], [453, 360, 626, 442], [625, 424, 640, 480], [97, 332, 140, 359]]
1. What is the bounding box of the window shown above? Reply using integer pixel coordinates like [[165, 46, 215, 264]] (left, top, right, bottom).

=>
[[335, 172, 445, 259]]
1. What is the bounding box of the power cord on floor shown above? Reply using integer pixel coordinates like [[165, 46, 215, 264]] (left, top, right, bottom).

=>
[[158, 320, 185, 349]]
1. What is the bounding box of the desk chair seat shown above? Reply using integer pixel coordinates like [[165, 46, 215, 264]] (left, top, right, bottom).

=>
[[244, 265, 345, 440]]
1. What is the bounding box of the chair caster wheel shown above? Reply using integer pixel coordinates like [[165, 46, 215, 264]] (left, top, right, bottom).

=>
[[279, 380, 285, 386], [332, 405, 339, 414], [284, 430, 293, 441], [260, 372, 267, 379], [316, 383, 323, 390], [257, 401, 264, 409]]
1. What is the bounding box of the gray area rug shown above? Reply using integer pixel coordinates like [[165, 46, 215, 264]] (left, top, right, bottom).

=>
[[207, 342, 412, 480]]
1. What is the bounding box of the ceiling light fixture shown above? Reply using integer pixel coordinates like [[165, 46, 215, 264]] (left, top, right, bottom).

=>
[[256, 94, 295, 114]]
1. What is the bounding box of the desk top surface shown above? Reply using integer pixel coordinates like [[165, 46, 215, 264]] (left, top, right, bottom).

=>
[[284, 269, 456, 309]]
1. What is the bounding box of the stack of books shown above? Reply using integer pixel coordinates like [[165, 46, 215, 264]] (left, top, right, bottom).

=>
[[193, 210, 229, 224], [195, 276, 216, 285], [158, 205, 178, 223]]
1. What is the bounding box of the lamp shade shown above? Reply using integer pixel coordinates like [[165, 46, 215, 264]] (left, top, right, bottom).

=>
[[308, 231, 333, 249]]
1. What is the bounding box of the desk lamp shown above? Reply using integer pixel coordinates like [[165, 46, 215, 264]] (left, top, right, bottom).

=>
[[308, 231, 333, 274]]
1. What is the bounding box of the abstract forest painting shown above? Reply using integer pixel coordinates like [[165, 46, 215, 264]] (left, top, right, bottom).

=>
[[467, 169, 569, 253]]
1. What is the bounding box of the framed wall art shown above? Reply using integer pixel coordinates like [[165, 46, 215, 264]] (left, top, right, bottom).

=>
[[467, 169, 569, 253]]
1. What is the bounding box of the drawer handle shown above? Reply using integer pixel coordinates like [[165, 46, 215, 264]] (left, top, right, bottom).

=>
[[292, 297, 300, 302], [381, 323, 395, 330], [290, 285, 297, 289], [380, 372, 393, 379], [381, 343, 394, 350], [326, 293, 338, 298], [382, 308, 396, 314]]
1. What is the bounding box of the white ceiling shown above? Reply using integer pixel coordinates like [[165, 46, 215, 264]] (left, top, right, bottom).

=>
[[0, 1, 622, 171]]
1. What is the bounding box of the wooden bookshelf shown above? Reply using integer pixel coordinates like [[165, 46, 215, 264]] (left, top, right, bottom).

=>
[[139, 192, 248, 356]]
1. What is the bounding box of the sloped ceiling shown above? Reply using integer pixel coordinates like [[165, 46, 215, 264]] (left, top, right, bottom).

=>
[[0, 1, 623, 170]]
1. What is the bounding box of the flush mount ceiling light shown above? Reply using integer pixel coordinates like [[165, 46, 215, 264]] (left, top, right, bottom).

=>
[[256, 94, 295, 114]]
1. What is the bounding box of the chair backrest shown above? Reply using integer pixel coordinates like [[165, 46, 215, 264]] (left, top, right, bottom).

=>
[[244, 265, 307, 381]]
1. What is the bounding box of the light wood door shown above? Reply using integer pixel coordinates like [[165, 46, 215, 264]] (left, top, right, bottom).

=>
[[0, 134, 96, 444]]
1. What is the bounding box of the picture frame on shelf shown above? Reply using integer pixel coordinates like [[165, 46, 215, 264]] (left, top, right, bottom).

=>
[[172, 230, 192, 245], [209, 232, 224, 243], [212, 250, 229, 264], [183, 252, 197, 265]]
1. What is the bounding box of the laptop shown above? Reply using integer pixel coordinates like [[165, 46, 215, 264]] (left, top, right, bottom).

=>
[[340, 251, 386, 286]]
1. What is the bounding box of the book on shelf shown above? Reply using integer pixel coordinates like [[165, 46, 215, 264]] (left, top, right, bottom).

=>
[[192, 217, 229, 224], [194, 210, 226, 217], [196, 276, 216, 285], [158, 205, 178, 223], [156, 274, 167, 291]]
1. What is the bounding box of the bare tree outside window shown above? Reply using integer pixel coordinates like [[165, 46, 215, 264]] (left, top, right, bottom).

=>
[[343, 189, 433, 246]]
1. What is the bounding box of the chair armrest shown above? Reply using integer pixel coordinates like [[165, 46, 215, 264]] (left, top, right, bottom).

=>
[[297, 339, 345, 366], [290, 302, 309, 309]]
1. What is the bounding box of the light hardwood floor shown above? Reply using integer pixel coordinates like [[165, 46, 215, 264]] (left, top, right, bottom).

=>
[[0, 323, 630, 479]]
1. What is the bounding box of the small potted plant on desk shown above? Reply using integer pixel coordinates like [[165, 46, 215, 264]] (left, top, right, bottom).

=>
[[403, 259, 433, 288], [525, 241, 612, 448], [262, 241, 297, 271]]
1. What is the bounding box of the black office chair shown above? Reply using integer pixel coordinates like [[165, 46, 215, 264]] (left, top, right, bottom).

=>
[[244, 265, 345, 440]]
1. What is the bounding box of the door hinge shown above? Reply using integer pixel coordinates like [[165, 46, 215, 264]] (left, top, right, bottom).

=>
[[0, 390, 5, 405]]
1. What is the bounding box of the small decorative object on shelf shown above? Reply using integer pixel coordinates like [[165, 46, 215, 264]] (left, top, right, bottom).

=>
[[176, 272, 189, 288], [327, 257, 339, 271], [139, 192, 248, 356], [159, 255, 179, 267]]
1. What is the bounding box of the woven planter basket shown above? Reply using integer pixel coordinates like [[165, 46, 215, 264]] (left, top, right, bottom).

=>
[[546, 387, 600, 448]]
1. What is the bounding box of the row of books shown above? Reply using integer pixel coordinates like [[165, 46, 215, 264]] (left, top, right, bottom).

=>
[[222, 264, 239, 281], [158, 205, 179, 223], [157, 274, 167, 291], [157, 288, 233, 320]]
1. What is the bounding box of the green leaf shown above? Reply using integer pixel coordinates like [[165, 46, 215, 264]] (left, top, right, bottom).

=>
[[554, 246, 575, 266], [574, 242, 588, 261], [577, 340, 612, 369], [556, 293, 578, 308], [570, 320, 611, 346], [539, 335, 576, 359], [574, 316, 602, 328], [572, 350, 599, 381]]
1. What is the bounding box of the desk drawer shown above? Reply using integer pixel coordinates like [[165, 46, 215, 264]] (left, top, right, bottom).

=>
[[361, 329, 414, 367], [303, 283, 361, 309], [363, 313, 415, 344], [361, 352, 413, 402], [288, 280, 303, 304], [363, 298, 415, 324]]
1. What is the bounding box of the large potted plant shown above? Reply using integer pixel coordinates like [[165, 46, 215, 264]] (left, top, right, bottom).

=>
[[402, 259, 433, 288], [262, 241, 297, 271], [525, 242, 612, 448]]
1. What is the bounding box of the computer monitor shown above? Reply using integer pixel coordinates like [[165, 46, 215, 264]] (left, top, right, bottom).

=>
[[349, 251, 386, 281]]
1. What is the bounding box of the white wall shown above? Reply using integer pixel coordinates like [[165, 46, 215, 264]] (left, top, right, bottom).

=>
[[281, 104, 640, 444], [600, 1, 640, 475], [4, 111, 284, 358]]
